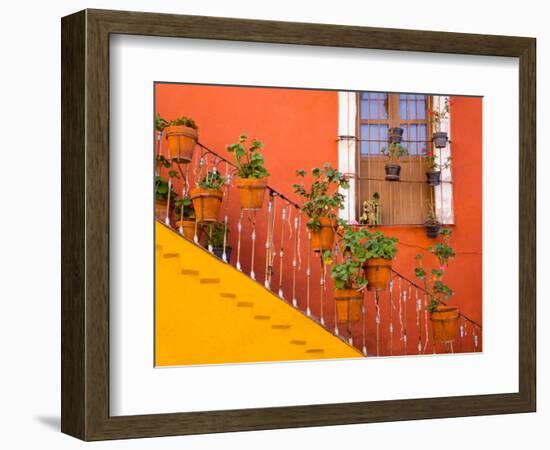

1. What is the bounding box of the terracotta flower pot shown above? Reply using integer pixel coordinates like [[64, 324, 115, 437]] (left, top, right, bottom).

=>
[[310, 217, 336, 252], [363, 258, 392, 291], [176, 220, 197, 240], [165, 125, 198, 162], [430, 305, 459, 343], [235, 177, 268, 210], [424, 221, 441, 239], [334, 289, 364, 322], [190, 187, 223, 223]]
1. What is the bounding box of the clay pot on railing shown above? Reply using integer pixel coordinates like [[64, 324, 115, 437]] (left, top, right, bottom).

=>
[[310, 217, 336, 252], [430, 305, 459, 342], [432, 131, 449, 149], [426, 170, 441, 186], [384, 164, 401, 181], [190, 188, 223, 222], [235, 177, 268, 210], [334, 289, 364, 322], [176, 220, 197, 240], [165, 125, 198, 162], [388, 127, 404, 144], [363, 258, 392, 291]]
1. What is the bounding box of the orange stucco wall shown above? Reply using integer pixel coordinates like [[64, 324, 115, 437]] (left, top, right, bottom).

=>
[[155, 84, 482, 355]]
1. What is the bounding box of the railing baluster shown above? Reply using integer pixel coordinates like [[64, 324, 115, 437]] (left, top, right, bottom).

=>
[[264, 195, 274, 289], [165, 177, 172, 227], [473, 326, 479, 352], [403, 284, 408, 355], [389, 279, 394, 356], [460, 317, 464, 352], [250, 212, 256, 280], [291, 212, 298, 307], [236, 210, 243, 271], [416, 287, 422, 354], [320, 254, 325, 326], [306, 231, 311, 317], [277, 206, 287, 299], [374, 291, 381, 356], [361, 294, 367, 355]]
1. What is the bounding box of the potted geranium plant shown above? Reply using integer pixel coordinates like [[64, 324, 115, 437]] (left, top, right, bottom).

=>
[[190, 170, 225, 223], [425, 152, 451, 186], [381, 142, 408, 181], [326, 226, 369, 323], [164, 116, 199, 162], [227, 134, 269, 210], [362, 230, 398, 291], [204, 222, 232, 262], [292, 164, 349, 252], [429, 97, 450, 148], [174, 196, 197, 240], [424, 203, 441, 239], [415, 229, 459, 343]]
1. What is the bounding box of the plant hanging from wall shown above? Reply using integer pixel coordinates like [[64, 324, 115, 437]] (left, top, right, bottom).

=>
[[164, 116, 199, 162], [428, 97, 451, 148], [362, 230, 399, 291], [425, 152, 452, 186], [424, 202, 441, 239], [190, 170, 225, 223], [414, 227, 459, 345], [293, 163, 349, 252], [326, 225, 369, 323], [381, 142, 408, 181], [227, 134, 270, 210], [204, 221, 232, 262]]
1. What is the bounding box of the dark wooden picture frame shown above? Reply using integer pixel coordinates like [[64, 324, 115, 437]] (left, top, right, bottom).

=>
[[61, 9, 536, 441]]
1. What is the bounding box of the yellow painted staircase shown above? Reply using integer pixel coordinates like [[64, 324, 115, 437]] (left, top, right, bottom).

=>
[[155, 221, 362, 366]]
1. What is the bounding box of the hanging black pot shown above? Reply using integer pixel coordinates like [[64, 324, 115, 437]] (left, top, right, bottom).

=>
[[426, 171, 442, 186], [433, 131, 449, 149], [384, 164, 401, 181], [388, 127, 404, 144], [424, 222, 441, 239]]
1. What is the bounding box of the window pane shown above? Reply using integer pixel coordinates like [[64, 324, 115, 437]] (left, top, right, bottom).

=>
[[360, 92, 388, 119], [360, 124, 388, 155]]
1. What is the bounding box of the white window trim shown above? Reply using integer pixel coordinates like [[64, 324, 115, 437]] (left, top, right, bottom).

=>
[[337, 91, 357, 222], [337, 92, 454, 225]]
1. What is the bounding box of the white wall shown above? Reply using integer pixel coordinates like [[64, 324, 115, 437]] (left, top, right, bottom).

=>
[[0, 0, 546, 449]]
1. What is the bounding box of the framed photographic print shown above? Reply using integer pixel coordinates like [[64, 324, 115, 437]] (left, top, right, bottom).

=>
[[61, 9, 536, 441]]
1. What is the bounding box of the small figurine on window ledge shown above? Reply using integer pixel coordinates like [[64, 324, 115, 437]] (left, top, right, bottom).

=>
[[359, 192, 381, 226]]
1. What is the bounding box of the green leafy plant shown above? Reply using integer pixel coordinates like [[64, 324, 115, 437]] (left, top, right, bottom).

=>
[[292, 163, 349, 230], [429, 228, 455, 266], [414, 225, 457, 313], [155, 176, 178, 202], [168, 116, 198, 129], [198, 171, 225, 190], [326, 225, 369, 290], [205, 222, 229, 248], [155, 113, 169, 132], [425, 154, 452, 172], [364, 231, 398, 260], [428, 97, 451, 132], [330, 259, 368, 290], [226, 134, 269, 179], [174, 196, 195, 220], [381, 143, 408, 163]]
